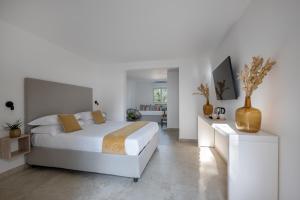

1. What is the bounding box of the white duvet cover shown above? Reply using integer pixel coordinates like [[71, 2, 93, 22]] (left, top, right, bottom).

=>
[[31, 121, 159, 156]]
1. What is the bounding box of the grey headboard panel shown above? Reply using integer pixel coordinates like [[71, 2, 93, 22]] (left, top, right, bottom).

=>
[[25, 78, 93, 129]]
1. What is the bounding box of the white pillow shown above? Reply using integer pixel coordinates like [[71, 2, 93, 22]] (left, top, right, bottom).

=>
[[31, 125, 62, 136], [77, 111, 107, 122], [28, 114, 80, 126], [30, 121, 84, 135], [83, 119, 95, 125], [76, 111, 93, 121]]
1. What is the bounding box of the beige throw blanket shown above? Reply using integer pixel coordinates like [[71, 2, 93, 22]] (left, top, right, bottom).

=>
[[102, 121, 149, 155]]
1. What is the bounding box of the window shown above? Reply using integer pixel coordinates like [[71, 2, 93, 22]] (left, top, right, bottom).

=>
[[153, 88, 167, 104]]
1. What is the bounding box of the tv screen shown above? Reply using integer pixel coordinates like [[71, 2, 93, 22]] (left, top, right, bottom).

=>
[[213, 56, 237, 100]]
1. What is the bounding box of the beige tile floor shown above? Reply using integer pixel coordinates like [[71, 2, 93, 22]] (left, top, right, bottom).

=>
[[0, 128, 227, 200]]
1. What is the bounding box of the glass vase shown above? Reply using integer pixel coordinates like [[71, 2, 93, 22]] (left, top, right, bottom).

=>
[[203, 99, 213, 116], [235, 96, 261, 133]]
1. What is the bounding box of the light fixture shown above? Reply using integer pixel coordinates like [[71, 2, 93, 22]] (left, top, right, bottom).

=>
[[5, 101, 14, 110]]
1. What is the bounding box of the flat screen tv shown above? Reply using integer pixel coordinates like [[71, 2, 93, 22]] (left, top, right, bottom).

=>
[[213, 56, 238, 100]]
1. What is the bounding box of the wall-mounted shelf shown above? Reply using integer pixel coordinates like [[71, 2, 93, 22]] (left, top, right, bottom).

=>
[[0, 134, 30, 160]]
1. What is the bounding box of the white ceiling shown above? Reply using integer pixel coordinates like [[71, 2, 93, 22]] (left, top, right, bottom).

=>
[[0, 0, 251, 63], [127, 68, 169, 82]]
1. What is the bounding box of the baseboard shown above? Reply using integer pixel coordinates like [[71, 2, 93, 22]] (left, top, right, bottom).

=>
[[0, 164, 29, 179], [165, 128, 179, 131], [179, 138, 197, 143]]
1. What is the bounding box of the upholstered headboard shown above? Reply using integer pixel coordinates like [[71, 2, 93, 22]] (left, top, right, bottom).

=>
[[24, 78, 93, 130]]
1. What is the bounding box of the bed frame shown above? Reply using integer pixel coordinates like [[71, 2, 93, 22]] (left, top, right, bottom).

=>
[[24, 78, 158, 182]]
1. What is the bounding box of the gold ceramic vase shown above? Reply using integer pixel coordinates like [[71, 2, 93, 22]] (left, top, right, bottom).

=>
[[235, 96, 261, 133], [9, 128, 21, 138], [203, 99, 213, 116]]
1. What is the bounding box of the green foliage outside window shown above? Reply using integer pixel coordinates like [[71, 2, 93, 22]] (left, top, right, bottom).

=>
[[153, 88, 167, 104]]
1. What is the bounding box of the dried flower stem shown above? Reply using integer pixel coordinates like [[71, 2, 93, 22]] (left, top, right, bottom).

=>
[[193, 83, 209, 101], [239, 56, 276, 97]]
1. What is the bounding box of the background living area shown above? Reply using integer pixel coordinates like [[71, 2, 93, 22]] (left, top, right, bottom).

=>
[[126, 68, 179, 129]]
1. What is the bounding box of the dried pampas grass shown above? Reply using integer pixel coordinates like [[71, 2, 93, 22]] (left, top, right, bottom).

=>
[[239, 56, 276, 97], [193, 83, 209, 100]]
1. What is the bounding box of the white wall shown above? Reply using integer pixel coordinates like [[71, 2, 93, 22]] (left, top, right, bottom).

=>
[[167, 69, 179, 129], [0, 19, 124, 173], [126, 79, 137, 109], [136, 82, 167, 107], [135, 81, 151, 107], [179, 61, 208, 140], [126, 79, 167, 109], [0, 18, 209, 174], [127, 70, 179, 129], [123, 59, 208, 140], [209, 1, 300, 199]]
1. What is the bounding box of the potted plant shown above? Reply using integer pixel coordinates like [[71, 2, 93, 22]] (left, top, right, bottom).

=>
[[5, 120, 23, 138], [193, 83, 213, 116], [236, 56, 276, 133], [126, 109, 142, 121]]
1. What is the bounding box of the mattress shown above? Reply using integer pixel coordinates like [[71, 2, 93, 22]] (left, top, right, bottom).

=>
[[31, 121, 159, 156]]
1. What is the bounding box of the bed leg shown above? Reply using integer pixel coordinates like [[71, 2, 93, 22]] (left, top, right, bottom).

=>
[[133, 178, 139, 182]]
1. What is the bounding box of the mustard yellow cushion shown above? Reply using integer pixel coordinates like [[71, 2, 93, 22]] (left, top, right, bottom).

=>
[[58, 114, 82, 133], [92, 111, 105, 124]]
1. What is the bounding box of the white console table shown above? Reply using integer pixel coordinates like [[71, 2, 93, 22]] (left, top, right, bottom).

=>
[[198, 115, 278, 200]]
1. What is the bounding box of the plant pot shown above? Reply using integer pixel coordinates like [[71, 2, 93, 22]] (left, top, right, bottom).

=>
[[9, 128, 21, 138], [203, 99, 213, 116], [235, 96, 261, 133]]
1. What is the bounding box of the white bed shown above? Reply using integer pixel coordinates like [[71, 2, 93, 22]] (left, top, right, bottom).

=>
[[31, 121, 159, 156], [25, 78, 159, 182]]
